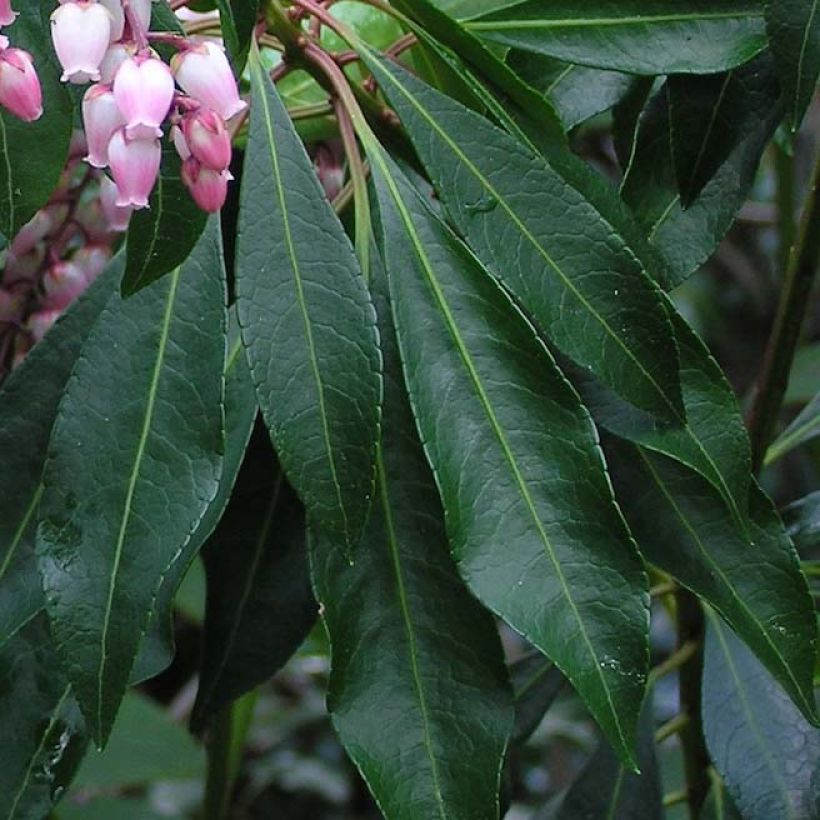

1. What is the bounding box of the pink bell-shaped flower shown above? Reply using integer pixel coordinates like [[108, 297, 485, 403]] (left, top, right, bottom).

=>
[[0, 0, 18, 27], [172, 42, 246, 120], [129, 0, 152, 31], [113, 55, 175, 140], [0, 48, 43, 122], [42, 261, 89, 311], [107, 129, 161, 209], [98, 0, 124, 42], [99, 42, 133, 84], [50, 1, 112, 84], [99, 174, 132, 231], [181, 157, 230, 213], [82, 83, 125, 168], [74, 244, 111, 283], [180, 108, 232, 171]]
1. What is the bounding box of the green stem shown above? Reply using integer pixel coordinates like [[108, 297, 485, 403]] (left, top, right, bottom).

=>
[[655, 712, 690, 744], [749, 147, 820, 472], [775, 139, 796, 271]]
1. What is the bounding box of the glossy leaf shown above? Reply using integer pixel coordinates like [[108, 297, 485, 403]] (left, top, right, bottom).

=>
[[37, 219, 226, 745], [702, 614, 820, 819], [510, 653, 564, 744], [467, 0, 767, 75], [215, 0, 259, 73], [310, 249, 513, 820], [359, 50, 683, 424], [619, 54, 782, 286], [191, 425, 317, 731], [607, 440, 818, 723], [369, 148, 649, 765], [766, 391, 820, 465], [766, 0, 820, 130], [237, 46, 381, 548], [123, 144, 208, 295], [0, 2, 73, 236]]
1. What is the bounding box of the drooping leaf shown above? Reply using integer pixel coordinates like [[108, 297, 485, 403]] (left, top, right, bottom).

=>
[[466, 0, 767, 75], [237, 45, 381, 549], [702, 614, 820, 819], [123, 143, 208, 295], [607, 439, 818, 723], [358, 50, 683, 424], [782, 491, 820, 553], [766, 391, 820, 466], [0, 2, 73, 236], [131, 323, 258, 683], [510, 653, 565, 744], [766, 0, 820, 130], [310, 248, 513, 819], [191, 425, 317, 731], [0, 614, 87, 820], [619, 54, 782, 286], [37, 218, 227, 745], [369, 147, 649, 766]]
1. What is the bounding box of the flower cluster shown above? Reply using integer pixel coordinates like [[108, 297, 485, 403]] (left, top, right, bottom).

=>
[[0, 1, 43, 122], [51, 0, 245, 219]]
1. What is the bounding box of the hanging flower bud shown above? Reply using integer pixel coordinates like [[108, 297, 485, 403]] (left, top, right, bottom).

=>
[[50, 1, 112, 84], [170, 124, 190, 161], [42, 261, 88, 311], [0, 48, 43, 122], [129, 0, 152, 32], [180, 108, 231, 171], [107, 129, 161, 209], [0, 0, 17, 27], [113, 55, 174, 140], [99, 42, 133, 84], [82, 83, 125, 167], [181, 157, 230, 213], [99, 173, 132, 230], [172, 42, 246, 120], [98, 0, 124, 43], [73, 244, 111, 283]]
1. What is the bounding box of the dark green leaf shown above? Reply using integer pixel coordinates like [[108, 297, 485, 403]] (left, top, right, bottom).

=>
[[607, 440, 818, 723], [702, 614, 820, 819], [369, 148, 648, 766], [237, 46, 381, 548], [37, 219, 226, 745], [191, 425, 317, 731], [0, 2, 73, 236], [310, 247, 513, 819], [510, 653, 564, 744], [766, 391, 820, 465], [766, 0, 820, 130], [620, 54, 782, 286], [555, 698, 663, 820], [358, 50, 683, 424], [216, 0, 259, 74], [150, 0, 184, 32], [782, 491, 820, 553], [467, 0, 767, 75], [123, 143, 208, 295]]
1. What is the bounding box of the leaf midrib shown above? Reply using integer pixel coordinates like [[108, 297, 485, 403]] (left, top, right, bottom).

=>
[[97, 270, 179, 735], [467, 11, 762, 32], [0, 483, 43, 582], [373, 149, 632, 759]]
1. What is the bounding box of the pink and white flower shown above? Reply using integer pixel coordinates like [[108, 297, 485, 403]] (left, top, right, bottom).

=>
[[113, 54, 174, 140], [50, 1, 112, 84], [172, 42, 246, 120], [82, 83, 125, 168], [107, 128, 161, 209]]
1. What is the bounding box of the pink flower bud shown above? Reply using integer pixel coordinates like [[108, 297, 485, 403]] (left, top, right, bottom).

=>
[[181, 108, 231, 171], [50, 1, 112, 84], [0, 0, 18, 27], [113, 55, 175, 140], [73, 244, 111, 283], [0, 48, 43, 122], [27, 308, 61, 343], [181, 157, 230, 213], [172, 42, 246, 121], [5, 245, 44, 284], [82, 83, 125, 168], [100, 42, 133, 84], [10, 209, 52, 257], [107, 129, 161, 209], [99, 0, 124, 42], [42, 261, 88, 311], [170, 124, 190, 161], [99, 173, 132, 230]]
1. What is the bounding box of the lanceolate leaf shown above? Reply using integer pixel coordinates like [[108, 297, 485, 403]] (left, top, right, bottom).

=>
[[607, 440, 818, 723], [766, 0, 820, 130], [766, 391, 820, 466], [310, 250, 513, 820], [702, 614, 820, 819], [37, 219, 226, 745], [191, 426, 317, 731], [215, 0, 259, 74], [237, 46, 381, 549], [123, 144, 208, 295], [359, 51, 683, 424], [0, 259, 122, 647], [369, 149, 649, 766], [466, 0, 767, 75], [0, 2, 73, 236]]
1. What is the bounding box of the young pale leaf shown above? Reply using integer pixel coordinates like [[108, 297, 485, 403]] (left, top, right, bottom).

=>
[[766, 0, 820, 130], [702, 614, 820, 819], [619, 54, 782, 286], [0, 615, 87, 820], [360, 51, 683, 424], [237, 47, 381, 549], [123, 144, 208, 295], [310, 250, 513, 820], [0, 259, 121, 647], [0, 2, 73, 236], [369, 150, 649, 766], [37, 219, 226, 745], [466, 0, 767, 75], [510, 653, 565, 744], [608, 440, 818, 724], [766, 391, 820, 465], [191, 426, 317, 731]]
